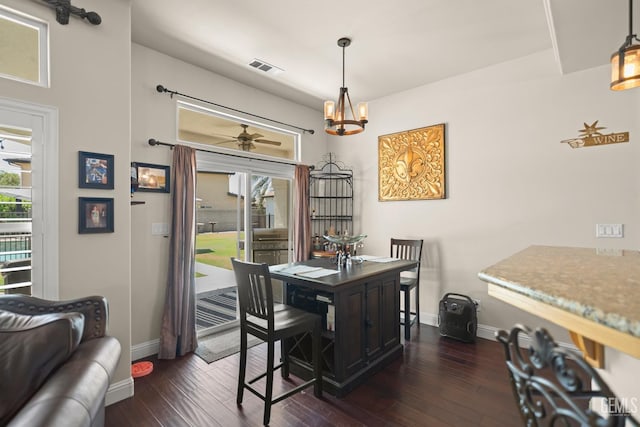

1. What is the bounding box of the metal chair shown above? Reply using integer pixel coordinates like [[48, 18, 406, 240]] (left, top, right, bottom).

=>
[[231, 258, 322, 426], [390, 238, 423, 341], [496, 324, 639, 427]]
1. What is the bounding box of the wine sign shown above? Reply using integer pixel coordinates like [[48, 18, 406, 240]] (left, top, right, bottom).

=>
[[560, 121, 629, 149]]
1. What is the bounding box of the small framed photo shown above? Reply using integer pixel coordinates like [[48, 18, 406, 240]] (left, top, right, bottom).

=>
[[79, 151, 114, 189], [79, 197, 114, 234], [135, 162, 170, 193]]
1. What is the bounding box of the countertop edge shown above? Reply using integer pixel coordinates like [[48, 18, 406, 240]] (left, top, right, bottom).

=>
[[477, 271, 640, 338]]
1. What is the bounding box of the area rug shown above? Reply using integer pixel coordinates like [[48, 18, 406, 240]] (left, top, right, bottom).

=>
[[196, 287, 238, 330], [195, 326, 262, 364]]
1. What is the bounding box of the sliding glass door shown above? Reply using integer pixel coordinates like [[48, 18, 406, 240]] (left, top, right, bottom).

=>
[[177, 100, 298, 337], [194, 155, 293, 337]]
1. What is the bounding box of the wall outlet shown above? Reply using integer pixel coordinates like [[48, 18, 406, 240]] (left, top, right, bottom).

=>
[[596, 223, 623, 238], [473, 299, 481, 312], [596, 248, 623, 256]]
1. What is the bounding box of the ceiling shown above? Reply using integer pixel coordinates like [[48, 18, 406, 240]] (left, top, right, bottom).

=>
[[131, 0, 636, 111]]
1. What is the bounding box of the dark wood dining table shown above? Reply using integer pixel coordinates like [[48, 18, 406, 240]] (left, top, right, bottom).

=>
[[270, 256, 417, 396]]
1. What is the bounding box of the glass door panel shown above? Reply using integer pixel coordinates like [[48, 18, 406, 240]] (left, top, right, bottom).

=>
[[250, 175, 291, 304], [195, 171, 245, 335]]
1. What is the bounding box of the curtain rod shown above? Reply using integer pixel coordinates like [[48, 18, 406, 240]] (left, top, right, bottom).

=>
[[147, 138, 314, 169], [155, 85, 315, 135]]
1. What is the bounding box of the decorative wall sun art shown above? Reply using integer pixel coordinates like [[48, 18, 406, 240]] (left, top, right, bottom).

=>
[[378, 123, 446, 201]]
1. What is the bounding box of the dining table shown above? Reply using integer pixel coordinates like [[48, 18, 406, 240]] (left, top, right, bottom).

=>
[[270, 255, 417, 396]]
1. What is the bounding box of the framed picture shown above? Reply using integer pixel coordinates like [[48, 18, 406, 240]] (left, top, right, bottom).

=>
[[79, 197, 114, 234], [135, 162, 170, 193], [378, 123, 446, 201], [79, 151, 114, 189]]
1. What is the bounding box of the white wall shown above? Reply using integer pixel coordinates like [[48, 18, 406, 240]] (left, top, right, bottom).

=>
[[130, 43, 327, 347], [331, 48, 640, 400], [0, 0, 132, 392]]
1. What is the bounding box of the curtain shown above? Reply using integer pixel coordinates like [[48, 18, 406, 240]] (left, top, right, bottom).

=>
[[293, 164, 311, 262], [159, 145, 198, 359]]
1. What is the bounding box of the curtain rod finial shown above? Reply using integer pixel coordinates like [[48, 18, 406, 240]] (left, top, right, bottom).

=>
[[156, 85, 166, 93], [148, 138, 158, 146], [308, 129, 315, 135]]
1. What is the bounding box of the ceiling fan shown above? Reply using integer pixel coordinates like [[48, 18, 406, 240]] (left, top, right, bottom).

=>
[[215, 124, 282, 151]]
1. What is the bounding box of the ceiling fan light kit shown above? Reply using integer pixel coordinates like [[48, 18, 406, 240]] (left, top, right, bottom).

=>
[[324, 37, 368, 136], [611, 0, 640, 90], [215, 124, 282, 151]]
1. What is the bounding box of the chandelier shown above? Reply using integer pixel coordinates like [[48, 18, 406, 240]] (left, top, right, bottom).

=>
[[324, 38, 368, 136], [611, 0, 640, 90]]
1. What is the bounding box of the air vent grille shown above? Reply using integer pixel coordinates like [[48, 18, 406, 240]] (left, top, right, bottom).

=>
[[248, 59, 283, 75]]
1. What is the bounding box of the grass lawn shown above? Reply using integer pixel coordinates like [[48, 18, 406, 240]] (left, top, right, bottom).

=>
[[195, 231, 244, 270]]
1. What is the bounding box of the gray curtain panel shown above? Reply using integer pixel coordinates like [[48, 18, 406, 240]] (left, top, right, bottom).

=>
[[159, 145, 198, 359], [294, 164, 311, 262]]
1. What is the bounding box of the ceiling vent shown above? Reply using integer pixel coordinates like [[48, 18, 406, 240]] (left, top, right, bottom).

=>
[[248, 59, 284, 76]]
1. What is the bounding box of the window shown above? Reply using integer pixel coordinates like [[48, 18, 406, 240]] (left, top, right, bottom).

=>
[[0, 5, 49, 87], [177, 101, 299, 161]]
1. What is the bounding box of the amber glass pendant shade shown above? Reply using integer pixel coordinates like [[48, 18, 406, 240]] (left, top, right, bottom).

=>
[[611, 44, 640, 90]]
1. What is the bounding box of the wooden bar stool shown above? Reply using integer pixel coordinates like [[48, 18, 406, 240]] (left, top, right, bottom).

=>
[[390, 238, 423, 341], [231, 258, 322, 426]]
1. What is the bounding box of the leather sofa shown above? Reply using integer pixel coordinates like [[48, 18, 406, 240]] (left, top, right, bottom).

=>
[[0, 295, 121, 427]]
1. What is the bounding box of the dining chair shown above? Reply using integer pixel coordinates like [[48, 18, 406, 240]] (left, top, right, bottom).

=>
[[390, 238, 423, 341], [496, 324, 639, 427], [231, 258, 322, 426]]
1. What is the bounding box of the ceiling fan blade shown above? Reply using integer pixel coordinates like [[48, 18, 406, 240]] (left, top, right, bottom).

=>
[[214, 139, 238, 145], [254, 139, 282, 146], [249, 133, 264, 139]]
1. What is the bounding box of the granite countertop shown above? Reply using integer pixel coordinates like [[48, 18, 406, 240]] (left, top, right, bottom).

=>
[[478, 245, 640, 338]]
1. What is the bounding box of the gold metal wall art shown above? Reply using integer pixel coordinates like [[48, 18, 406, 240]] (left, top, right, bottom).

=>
[[560, 121, 629, 149], [378, 123, 446, 201]]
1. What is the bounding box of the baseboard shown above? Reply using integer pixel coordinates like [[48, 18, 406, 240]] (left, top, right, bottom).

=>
[[106, 377, 133, 406], [418, 310, 576, 351], [131, 338, 159, 361], [109, 338, 158, 406], [131, 313, 577, 362]]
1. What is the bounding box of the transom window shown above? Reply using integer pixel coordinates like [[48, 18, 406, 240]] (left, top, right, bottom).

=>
[[0, 5, 49, 87], [177, 101, 299, 162]]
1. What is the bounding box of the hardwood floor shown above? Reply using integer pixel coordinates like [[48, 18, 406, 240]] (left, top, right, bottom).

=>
[[105, 325, 521, 426]]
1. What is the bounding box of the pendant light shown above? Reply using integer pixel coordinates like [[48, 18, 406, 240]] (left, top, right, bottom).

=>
[[324, 38, 368, 136], [611, 0, 640, 90]]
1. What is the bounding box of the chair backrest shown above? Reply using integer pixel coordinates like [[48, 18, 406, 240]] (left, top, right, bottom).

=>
[[390, 238, 423, 274], [496, 324, 639, 427], [231, 258, 275, 329]]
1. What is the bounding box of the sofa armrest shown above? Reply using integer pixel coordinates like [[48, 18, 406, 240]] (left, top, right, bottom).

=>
[[0, 295, 108, 341]]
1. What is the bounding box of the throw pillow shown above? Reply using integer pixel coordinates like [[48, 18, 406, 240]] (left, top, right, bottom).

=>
[[0, 310, 85, 424]]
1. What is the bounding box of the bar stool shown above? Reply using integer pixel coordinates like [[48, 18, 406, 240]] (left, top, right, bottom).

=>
[[496, 324, 639, 426], [390, 238, 423, 341], [231, 258, 322, 426]]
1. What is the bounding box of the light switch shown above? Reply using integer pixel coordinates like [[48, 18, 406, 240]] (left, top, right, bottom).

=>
[[152, 223, 169, 235]]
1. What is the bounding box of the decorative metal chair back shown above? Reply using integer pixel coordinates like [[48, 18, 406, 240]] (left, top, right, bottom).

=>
[[496, 324, 639, 427], [231, 258, 274, 330]]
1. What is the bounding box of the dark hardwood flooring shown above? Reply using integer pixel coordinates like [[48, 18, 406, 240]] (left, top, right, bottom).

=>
[[105, 325, 521, 426]]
